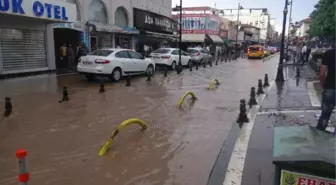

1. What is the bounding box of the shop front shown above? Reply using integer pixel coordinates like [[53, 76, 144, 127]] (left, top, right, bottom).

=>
[[133, 8, 177, 56], [0, 0, 76, 76]]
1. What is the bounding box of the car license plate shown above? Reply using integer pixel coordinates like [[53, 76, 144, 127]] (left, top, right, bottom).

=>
[[83, 61, 92, 65]]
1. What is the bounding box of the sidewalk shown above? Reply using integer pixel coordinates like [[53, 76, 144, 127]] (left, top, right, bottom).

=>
[[240, 65, 335, 185]]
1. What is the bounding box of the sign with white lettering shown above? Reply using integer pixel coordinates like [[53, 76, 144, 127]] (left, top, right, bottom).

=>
[[53, 22, 85, 31], [280, 170, 335, 185], [0, 0, 76, 22], [133, 8, 175, 34]]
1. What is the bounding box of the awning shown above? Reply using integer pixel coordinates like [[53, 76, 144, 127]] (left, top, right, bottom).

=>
[[182, 34, 205, 42], [207, 35, 224, 44], [88, 22, 139, 34], [144, 31, 178, 41]]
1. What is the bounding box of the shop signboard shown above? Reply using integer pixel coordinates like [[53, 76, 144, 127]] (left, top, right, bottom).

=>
[[133, 8, 174, 34], [281, 170, 335, 185], [173, 14, 220, 35], [53, 22, 85, 31], [0, 0, 77, 22]]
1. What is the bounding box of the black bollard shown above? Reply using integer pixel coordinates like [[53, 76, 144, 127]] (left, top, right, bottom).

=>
[[146, 72, 151, 81], [196, 62, 199, 70], [256, 79, 265, 95], [296, 67, 300, 77], [203, 61, 206, 68], [215, 59, 218, 65], [248, 87, 258, 108], [210, 60, 212, 67], [263, 74, 270, 87], [189, 61, 193, 71], [59, 86, 69, 103], [125, 75, 131, 86], [236, 99, 249, 123], [99, 84, 105, 93], [4, 97, 12, 117], [164, 66, 168, 77]]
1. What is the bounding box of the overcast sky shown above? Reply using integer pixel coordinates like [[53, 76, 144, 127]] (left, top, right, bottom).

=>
[[172, 0, 317, 32]]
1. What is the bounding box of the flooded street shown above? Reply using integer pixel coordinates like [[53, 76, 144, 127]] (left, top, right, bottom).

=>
[[0, 57, 278, 185]]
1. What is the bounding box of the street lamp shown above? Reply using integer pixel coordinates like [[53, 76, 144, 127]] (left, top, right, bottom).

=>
[[173, 0, 183, 74], [285, 0, 293, 63], [235, 3, 244, 45], [275, 0, 289, 82]]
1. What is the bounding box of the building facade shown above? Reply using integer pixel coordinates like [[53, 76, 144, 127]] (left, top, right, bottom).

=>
[[220, 8, 271, 43], [0, 0, 173, 75]]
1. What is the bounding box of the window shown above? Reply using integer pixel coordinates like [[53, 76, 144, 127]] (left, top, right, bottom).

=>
[[186, 49, 198, 54], [200, 49, 208, 53], [115, 51, 130, 58], [152, 48, 171, 54], [171, 50, 179, 55], [90, 49, 114, 56], [128, 51, 142, 59]]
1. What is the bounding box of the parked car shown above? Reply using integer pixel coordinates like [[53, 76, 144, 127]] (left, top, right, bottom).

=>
[[149, 48, 192, 70], [185, 47, 212, 65], [77, 48, 155, 81], [267, 46, 277, 54], [247, 45, 265, 59]]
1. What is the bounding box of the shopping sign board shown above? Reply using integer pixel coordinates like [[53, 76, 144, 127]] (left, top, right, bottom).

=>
[[281, 170, 335, 185], [172, 14, 220, 35]]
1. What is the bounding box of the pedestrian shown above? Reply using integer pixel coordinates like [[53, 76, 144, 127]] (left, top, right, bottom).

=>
[[316, 45, 335, 133], [301, 43, 307, 64], [76, 43, 88, 62], [67, 44, 75, 70], [60, 43, 67, 67], [306, 46, 311, 62]]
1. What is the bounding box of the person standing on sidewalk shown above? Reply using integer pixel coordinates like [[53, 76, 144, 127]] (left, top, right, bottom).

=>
[[316, 46, 335, 132], [301, 43, 307, 64], [67, 44, 75, 71]]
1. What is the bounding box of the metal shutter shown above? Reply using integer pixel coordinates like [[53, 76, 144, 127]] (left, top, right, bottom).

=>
[[0, 28, 47, 72]]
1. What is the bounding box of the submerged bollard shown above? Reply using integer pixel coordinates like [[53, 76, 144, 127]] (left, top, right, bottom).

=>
[[59, 86, 69, 103], [146, 73, 151, 81], [237, 99, 249, 123], [248, 87, 258, 108], [16, 149, 29, 185], [296, 67, 300, 77], [4, 97, 12, 117], [164, 66, 168, 77], [263, 74, 270, 87], [99, 84, 105, 93], [257, 79, 265, 95], [125, 75, 131, 86]]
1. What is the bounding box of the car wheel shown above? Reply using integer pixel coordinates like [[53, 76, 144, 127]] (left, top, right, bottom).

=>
[[85, 74, 95, 81], [146, 65, 154, 76], [109, 68, 122, 82], [171, 61, 177, 70]]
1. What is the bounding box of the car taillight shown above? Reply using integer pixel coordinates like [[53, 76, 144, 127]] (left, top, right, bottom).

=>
[[259, 48, 262, 51], [248, 48, 250, 52], [196, 52, 200, 56], [161, 56, 171, 59], [94, 59, 110, 64]]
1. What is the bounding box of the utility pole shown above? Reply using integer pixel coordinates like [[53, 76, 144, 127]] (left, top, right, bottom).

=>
[[235, 3, 241, 45], [178, 0, 182, 73], [285, 0, 293, 63], [275, 0, 289, 82]]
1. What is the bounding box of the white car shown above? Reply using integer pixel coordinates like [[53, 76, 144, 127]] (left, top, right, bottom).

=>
[[77, 48, 155, 81], [149, 48, 192, 70]]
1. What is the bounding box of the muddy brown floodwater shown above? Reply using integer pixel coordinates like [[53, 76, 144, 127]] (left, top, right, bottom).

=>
[[0, 57, 278, 185]]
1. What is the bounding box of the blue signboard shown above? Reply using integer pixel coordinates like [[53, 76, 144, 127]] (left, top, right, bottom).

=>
[[0, 0, 69, 21]]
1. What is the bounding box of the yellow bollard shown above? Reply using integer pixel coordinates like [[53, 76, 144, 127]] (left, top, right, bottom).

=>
[[98, 118, 148, 156], [208, 79, 220, 90], [176, 92, 197, 108]]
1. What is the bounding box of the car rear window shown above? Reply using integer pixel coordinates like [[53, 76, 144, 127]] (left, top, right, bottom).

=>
[[90, 49, 114, 56], [249, 47, 260, 51], [152, 49, 171, 54], [186, 49, 198, 53]]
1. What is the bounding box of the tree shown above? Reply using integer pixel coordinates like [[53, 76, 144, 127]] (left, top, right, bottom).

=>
[[308, 0, 335, 41]]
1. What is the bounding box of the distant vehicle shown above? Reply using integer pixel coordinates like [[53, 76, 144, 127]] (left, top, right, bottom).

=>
[[149, 48, 192, 70], [186, 47, 212, 65], [247, 45, 265, 59], [267, 47, 277, 54], [77, 48, 155, 81]]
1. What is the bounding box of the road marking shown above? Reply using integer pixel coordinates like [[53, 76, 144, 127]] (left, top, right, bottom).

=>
[[222, 81, 274, 185], [307, 81, 321, 107]]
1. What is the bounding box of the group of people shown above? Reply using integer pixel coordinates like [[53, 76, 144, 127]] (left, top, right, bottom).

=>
[[289, 42, 312, 64], [59, 43, 89, 71]]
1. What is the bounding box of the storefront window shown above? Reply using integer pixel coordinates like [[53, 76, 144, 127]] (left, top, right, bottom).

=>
[[115, 35, 131, 49], [115, 6, 129, 27], [88, 0, 108, 24]]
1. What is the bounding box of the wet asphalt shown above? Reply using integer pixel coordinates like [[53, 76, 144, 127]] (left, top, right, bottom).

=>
[[0, 56, 279, 185]]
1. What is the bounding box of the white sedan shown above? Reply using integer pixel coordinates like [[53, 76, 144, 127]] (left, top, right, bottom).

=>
[[149, 48, 192, 70], [77, 48, 155, 81]]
